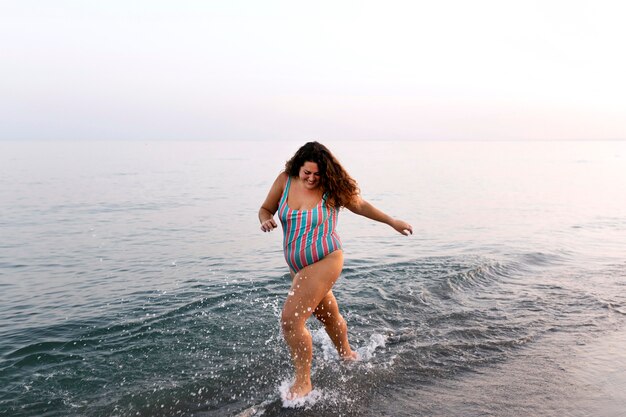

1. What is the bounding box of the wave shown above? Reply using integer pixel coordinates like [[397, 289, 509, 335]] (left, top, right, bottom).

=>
[[2, 253, 624, 417]]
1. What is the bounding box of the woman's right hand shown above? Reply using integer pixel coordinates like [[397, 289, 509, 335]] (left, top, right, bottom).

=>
[[260, 218, 278, 232]]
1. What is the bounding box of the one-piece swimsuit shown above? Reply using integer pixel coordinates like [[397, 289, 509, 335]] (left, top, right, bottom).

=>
[[278, 176, 342, 273]]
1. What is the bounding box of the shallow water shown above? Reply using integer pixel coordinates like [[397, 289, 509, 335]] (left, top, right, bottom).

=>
[[1, 140, 625, 416]]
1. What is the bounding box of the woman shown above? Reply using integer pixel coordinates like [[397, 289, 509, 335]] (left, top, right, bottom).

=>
[[258, 142, 412, 400]]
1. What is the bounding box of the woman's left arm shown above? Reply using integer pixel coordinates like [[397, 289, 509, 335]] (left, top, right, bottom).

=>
[[346, 196, 413, 236]]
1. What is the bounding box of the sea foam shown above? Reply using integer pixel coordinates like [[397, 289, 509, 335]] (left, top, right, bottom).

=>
[[312, 328, 387, 362]]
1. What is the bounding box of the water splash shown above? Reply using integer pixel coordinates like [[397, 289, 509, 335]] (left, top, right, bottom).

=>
[[312, 328, 387, 363], [356, 333, 387, 361], [278, 379, 323, 409]]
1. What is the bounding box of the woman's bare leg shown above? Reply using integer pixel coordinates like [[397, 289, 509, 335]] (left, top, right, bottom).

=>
[[313, 290, 357, 360], [281, 251, 344, 399]]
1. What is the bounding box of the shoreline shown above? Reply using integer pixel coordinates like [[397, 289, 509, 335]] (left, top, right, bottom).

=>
[[365, 326, 626, 417]]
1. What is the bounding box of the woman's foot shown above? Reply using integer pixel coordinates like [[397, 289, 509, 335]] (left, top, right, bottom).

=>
[[340, 348, 359, 361], [286, 378, 312, 400]]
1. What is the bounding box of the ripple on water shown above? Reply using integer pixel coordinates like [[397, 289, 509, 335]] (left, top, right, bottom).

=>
[[1, 253, 624, 417]]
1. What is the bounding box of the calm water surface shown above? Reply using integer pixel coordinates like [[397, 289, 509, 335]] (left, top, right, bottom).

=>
[[1, 140, 625, 416]]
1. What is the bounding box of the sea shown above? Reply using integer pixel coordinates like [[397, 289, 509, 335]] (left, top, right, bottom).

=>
[[1, 140, 625, 417]]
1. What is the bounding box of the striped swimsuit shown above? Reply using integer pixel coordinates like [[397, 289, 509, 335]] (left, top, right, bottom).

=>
[[278, 176, 342, 273]]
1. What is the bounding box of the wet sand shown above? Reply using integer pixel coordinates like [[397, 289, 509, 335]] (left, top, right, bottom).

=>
[[366, 327, 626, 417], [569, 327, 626, 417]]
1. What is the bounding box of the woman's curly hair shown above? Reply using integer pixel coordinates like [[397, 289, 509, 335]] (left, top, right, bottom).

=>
[[284, 141, 359, 208]]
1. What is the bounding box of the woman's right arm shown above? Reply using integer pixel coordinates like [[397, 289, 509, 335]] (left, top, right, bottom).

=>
[[258, 173, 287, 232]]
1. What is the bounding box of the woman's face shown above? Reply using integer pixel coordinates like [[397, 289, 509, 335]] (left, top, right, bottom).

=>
[[298, 161, 321, 190]]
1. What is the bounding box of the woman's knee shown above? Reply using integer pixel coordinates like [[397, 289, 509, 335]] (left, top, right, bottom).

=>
[[281, 306, 306, 334], [312, 310, 326, 324], [314, 296, 340, 321], [315, 308, 345, 328]]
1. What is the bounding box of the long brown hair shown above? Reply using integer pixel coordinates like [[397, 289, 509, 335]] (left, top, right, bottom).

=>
[[284, 141, 359, 208]]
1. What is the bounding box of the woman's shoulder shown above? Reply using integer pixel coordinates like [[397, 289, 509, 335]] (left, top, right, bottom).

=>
[[272, 171, 289, 191], [276, 171, 289, 184]]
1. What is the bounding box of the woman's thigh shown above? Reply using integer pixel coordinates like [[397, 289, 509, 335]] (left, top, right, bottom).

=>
[[282, 251, 344, 321]]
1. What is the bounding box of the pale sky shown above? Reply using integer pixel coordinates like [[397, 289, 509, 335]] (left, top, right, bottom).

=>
[[1, 0, 625, 141]]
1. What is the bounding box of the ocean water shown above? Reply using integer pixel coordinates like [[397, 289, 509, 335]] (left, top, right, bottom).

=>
[[1, 140, 625, 417]]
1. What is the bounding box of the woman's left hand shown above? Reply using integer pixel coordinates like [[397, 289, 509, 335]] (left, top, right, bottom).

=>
[[391, 219, 413, 236]]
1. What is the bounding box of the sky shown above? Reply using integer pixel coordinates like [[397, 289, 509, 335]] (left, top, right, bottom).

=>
[[1, 0, 625, 141]]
